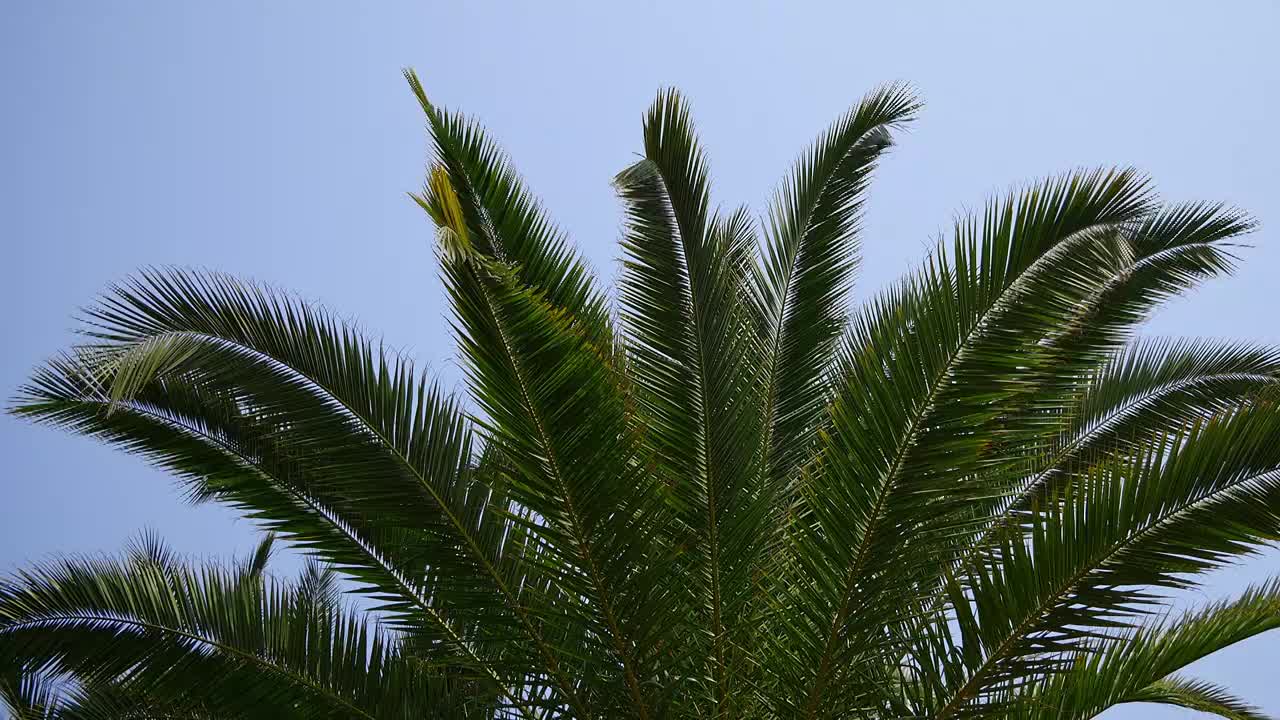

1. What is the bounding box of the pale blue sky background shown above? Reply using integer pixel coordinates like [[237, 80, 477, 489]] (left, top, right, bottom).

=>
[[2, 3, 1277, 718]]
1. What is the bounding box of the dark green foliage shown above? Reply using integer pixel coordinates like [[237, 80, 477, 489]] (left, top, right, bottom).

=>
[[6, 72, 1276, 719]]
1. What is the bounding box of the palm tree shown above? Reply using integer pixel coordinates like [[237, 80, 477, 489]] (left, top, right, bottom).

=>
[[5, 70, 1279, 719]]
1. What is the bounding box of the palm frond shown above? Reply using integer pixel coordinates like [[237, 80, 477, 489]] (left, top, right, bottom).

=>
[[780, 168, 1155, 716], [1009, 579, 1280, 720], [754, 82, 919, 492], [994, 338, 1280, 526], [1, 659, 60, 720], [1123, 677, 1272, 720], [928, 407, 1280, 718], [614, 89, 770, 717], [441, 244, 682, 718], [0, 540, 492, 720], [410, 75, 680, 715], [8, 269, 541, 712], [8, 78, 1276, 720], [917, 206, 1259, 620], [404, 69, 612, 348]]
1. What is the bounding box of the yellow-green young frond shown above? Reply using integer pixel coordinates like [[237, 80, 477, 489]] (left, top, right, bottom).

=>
[[405, 68, 612, 349], [415, 164, 473, 260]]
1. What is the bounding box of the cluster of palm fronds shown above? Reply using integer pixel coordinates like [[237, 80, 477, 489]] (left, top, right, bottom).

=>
[[4, 70, 1278, 719]]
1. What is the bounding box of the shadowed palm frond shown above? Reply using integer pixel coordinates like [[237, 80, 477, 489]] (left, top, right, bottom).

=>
[[0, 538, 493, 720]]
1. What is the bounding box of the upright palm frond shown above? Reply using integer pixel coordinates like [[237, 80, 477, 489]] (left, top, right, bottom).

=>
[[8, 75, 1277, 720], [1010, 579, 1280, 720], [408, 72, 680, 718]]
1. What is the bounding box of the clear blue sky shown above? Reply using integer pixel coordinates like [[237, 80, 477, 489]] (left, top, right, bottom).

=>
[[2, 3, 1277, 717]]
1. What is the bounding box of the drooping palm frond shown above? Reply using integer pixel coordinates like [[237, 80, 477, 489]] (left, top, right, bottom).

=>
[[8, 74, 1277, 720], [1121, 677, 1270, 720], [9, 269, 543, 713], [0, 537, 489, 720]]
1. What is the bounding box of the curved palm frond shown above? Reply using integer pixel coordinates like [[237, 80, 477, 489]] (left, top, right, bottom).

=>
[[614, 89, 769, 717], [981, 337, 1280, 533], [924, 405, 1280, 719], [10, 269, 543, 713], [754, 82, 920, 491], [408, 75, 681, 717], [0, 538, 489, 720], [1122, 677, 1270, 720], [779, 168, 1160, 716]]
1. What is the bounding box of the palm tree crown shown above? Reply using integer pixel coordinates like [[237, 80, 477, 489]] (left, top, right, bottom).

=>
[[5, 71, 1279, 720]]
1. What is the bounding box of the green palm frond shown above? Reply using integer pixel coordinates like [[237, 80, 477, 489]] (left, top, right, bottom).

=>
[[405, 69, 612, 347], [8, 75, 1277, 720], [614, 89, 770, 717], [987, 337, 1280, 529], [10, 269, 539, 710], [779, 169, 1158, 715], [926, 406, 1280, 719], [754, 83, 919, 492], [1010, 579, 1280, 720], [33, 682, 221, 720], [1, 659, 60, 720], [1123, 677, 1271, 720], [0, 539, 490, 720], [411, 79, 679, 715]]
